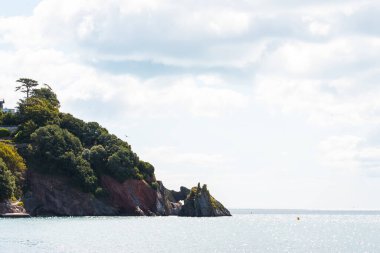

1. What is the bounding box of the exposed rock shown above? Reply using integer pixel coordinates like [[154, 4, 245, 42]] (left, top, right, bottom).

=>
[[101, 175, 157, 215], [21, 170, 230, 217], [171, 186, 190, 202], [179, 183, 231, 217], [155, 181, 183, 215], [0, 201, 26, 214], [23, 170, 117, 216]]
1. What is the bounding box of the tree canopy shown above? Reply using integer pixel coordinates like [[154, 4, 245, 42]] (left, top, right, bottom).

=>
[[0, 78, 157, 200], [0, 142, 26, 199], [15, 78, 39, 99]]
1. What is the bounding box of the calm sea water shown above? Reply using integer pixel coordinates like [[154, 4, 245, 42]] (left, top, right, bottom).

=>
[[1, 210, 380, 253]]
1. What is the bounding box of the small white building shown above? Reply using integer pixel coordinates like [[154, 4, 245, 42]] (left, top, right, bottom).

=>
[[2, 108, 16, 114], [0, 100, 16, 114]]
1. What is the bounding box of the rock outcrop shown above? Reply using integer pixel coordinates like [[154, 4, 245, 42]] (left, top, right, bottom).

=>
[[100, 175, 157, 216], [155, 181, 184, 215], [22, 170, 230, 217], [0, 201, 26, 214], [23, 170, 117, 216], [179, 183, 231, 217]]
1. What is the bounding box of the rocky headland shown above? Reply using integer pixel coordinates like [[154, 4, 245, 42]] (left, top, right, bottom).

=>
[[20, 170, 229, 217], [0, 79, 231, 217]]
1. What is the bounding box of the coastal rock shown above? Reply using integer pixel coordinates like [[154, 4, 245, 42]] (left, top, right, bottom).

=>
[[171, 186, 190, 202], [100, 175, 157, 215], [21, 170, 230, 217], [0, 201, 26, 214], [155, 181, 183, 215], [23, 170, 117, 216], [179, 183, 231, 217]]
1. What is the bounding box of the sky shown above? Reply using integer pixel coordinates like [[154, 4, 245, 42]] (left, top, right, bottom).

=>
[[1, 0, 380, 210]]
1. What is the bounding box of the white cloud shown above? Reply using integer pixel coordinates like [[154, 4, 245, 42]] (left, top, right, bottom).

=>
[[140, 146, 226, 168], [308, 21, 331, 36], [122, 76, 249, 117], [1, 0, 380, 208], [0, 48, 248, 118], [319, 135, 380, 177]]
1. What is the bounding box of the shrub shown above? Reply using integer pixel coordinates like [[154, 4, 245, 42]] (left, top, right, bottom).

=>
[[151, 182, 159, 190], [137, 161, 156, 183], [1, 112, 20, 126], [106, 148, 140, 182], [0, 128, 10, 138], [14, 120, 38, 143], [94, 187, 108, 198], [30, 125, 98, 192], [0, 142, 26, 199], [0, 158, 16, 201]]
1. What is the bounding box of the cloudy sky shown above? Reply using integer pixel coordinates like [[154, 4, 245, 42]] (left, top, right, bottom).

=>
[[1, 0, 380, 209]]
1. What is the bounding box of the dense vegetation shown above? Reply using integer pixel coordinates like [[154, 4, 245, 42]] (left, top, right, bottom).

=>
[[0, 142, 26, 201], [0, 78, 156, 201]]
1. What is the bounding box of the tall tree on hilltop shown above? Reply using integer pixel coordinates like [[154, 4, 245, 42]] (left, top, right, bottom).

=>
[[15, 78, 39, 99]]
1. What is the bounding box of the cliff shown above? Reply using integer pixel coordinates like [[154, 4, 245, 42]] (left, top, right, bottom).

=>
[[19, 170, 230, 217], [0, 83, 231, 217], [23, 170, 117, 216]]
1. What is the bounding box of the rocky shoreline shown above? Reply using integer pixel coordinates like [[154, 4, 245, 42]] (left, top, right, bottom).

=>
[[1, 170, 231, 217]]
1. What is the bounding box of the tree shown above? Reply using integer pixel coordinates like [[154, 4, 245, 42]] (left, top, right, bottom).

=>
[[30, 86, 60, 108], [89, 145, 108, 173], [30, 125, 98, 192], [0, 142, 26, 199], [107, 148, 141, 181], [17, 97, 59, 127], [15, 78, 39, 99], [59, 113, 87, 142], [0, 158, 16, 202], [138, 160, 156, 183], [30, 125, 83, 167]]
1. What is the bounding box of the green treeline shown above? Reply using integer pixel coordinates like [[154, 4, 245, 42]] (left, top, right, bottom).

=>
[[0, 142, 26, 201], [0, 78, 157, 201]]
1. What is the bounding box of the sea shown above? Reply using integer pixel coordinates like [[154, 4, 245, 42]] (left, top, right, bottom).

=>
[[1, 209, 380, 253]]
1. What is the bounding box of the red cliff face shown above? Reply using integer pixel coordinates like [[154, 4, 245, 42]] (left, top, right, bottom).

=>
[[23, 170, 117, 216], [22, 171, 230, 217], [101, 175, 157, 215]]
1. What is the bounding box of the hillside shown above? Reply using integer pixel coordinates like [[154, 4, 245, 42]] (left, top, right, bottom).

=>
[[0, 79, 230, 217]]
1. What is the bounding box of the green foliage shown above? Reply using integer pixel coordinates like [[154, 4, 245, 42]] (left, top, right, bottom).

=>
[[59, 113, 87, 142], [17, 97, 59, 127], [107, 148, 141, 181], [29, 125, 98, 192], [14, 86, 60, 142], [8, 78, 158, 196], [0, 112, 20, 126], [0, 142, 26, 199], [83, 122, 108, 147], [30, 86, 60, 108], [151, 182, 159, 190], [15, 78, 39, 99], [89, 145, 108, 173], [14, 120, 38, 143], [31, 125, 82, 162], [138, 161, 155, 182], [0, 158, 16, 201], [0, 128, 10, 138], [72, 156, 98, 192], [94, 187, 108, 198]]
